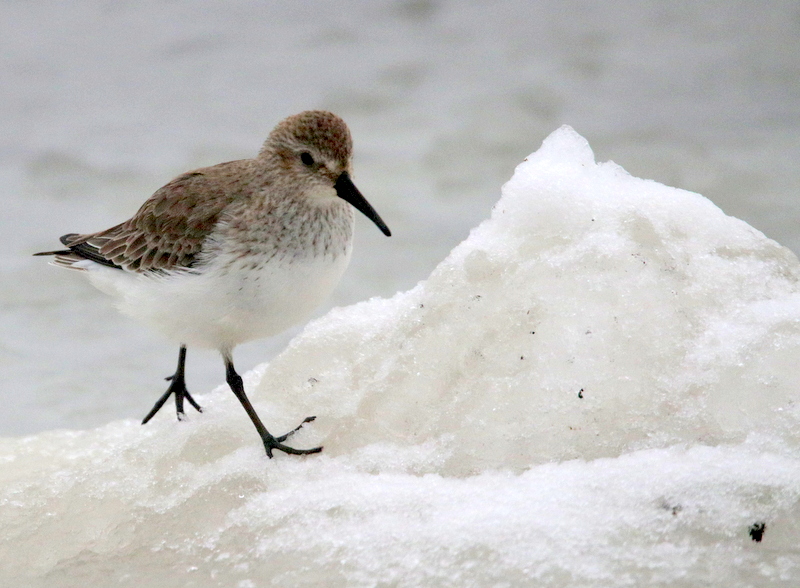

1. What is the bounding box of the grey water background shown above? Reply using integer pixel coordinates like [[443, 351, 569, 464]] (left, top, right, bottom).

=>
[[2, 0, 798, 436]]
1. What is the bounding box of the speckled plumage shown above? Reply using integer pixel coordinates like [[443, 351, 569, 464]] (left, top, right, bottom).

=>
[[54, 111, 360, 273], [35, 110, 391, 458]]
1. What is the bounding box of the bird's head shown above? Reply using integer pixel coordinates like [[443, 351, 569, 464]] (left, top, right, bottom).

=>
[[261, 110, 391, 237]]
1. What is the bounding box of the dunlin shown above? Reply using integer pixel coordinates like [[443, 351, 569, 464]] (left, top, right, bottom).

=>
[[35, 110, 391, 457]]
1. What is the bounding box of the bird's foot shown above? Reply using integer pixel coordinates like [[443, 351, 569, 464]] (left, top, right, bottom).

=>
[[263, 416, 322, 458], [141, 372, 202, 425], [275, 416, 316, 442]]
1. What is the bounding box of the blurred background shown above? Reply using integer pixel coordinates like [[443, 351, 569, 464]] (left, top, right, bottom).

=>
[[2, 0, 799, 435]]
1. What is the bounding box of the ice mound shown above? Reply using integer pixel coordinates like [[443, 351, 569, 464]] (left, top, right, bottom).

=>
[[264, 126, 800, 473], [2, 127, 799, 586]]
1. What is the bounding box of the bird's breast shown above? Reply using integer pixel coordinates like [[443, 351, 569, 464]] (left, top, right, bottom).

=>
[[214, 193, 355, 266]]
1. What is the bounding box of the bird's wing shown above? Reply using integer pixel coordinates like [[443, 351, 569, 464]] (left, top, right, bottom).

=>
[[62, 161, 248, 273]]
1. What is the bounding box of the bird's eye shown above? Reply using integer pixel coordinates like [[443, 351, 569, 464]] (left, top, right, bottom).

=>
[[300, 152, 315, 166]]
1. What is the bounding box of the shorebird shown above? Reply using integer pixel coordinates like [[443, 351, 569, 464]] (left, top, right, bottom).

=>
[[35, 110, 391, 457]]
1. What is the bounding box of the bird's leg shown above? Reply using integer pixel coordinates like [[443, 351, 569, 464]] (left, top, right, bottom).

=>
[[141, 345, 202, 424], [224, 354, 321, 458]]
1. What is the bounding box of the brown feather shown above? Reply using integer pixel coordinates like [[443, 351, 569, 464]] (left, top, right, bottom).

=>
[[64, 160, 257, 272]]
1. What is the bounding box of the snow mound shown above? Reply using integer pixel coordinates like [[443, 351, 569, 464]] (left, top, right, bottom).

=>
[[2, 126, 799, 586], [265, 126, 800, 474]]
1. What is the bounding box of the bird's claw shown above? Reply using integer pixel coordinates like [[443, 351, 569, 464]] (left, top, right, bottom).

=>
[[141, 373, 201, 424], [263, 416, 322, 457]]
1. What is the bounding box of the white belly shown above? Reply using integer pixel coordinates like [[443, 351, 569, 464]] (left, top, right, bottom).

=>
[[86, 249, 352, 352]]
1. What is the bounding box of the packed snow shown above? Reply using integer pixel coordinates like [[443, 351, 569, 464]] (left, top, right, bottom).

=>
[[2, 127, 799, 587]]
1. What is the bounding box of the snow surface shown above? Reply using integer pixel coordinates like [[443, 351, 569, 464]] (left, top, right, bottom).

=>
[[2, 128, 800, 586]]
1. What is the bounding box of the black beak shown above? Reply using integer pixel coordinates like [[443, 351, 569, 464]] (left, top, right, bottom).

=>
[[334, 172, 391, 237]]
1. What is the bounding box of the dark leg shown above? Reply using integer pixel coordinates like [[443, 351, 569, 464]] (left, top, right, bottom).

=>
[[224, 354, 321, 458], [141, 345, 202, 424]]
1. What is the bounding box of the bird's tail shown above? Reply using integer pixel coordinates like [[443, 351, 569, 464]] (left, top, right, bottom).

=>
[[33, 248, 91, 270], [33, 233, 112, 271]]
